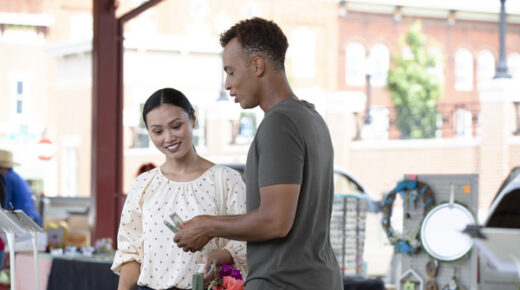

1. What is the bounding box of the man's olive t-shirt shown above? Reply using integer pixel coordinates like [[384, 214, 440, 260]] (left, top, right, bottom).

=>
[[244, 98, 342, 290]]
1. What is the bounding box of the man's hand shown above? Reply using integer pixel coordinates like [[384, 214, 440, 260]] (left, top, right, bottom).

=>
[[173, 215, 212, 252]]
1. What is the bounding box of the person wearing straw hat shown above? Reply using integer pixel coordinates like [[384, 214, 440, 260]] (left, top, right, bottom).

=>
[[0, 149, 42, 226]]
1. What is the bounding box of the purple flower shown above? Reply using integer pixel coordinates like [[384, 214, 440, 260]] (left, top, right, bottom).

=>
[[219, 264, 243, 280]]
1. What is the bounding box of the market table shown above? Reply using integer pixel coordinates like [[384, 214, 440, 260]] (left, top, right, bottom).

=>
[[343, 277, 385, 290], [46, 254, 118, 290], [15, 252, 118, 290]]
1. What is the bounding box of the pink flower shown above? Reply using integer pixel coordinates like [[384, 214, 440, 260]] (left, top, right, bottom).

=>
[[208, 264, 244, 290], [222, 276, 244, 290]]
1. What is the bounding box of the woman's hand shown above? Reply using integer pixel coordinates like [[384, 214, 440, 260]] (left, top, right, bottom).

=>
[[202, 249, 233, 287]]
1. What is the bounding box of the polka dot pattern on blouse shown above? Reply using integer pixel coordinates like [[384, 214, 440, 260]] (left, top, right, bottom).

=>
[[111, 165, 247, 289]]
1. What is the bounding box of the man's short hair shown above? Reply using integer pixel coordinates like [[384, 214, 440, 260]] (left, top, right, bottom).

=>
[[220, 17, 288, 71]]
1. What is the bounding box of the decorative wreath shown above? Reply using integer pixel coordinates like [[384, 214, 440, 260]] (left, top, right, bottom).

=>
[[381, 178, 436, 254]]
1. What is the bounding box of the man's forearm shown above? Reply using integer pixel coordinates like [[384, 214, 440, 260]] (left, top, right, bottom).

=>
[[207, 209, 290, 242], [174, 184, 299, 251]]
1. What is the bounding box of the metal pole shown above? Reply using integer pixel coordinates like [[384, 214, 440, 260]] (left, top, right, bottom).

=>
[[6, 232, 15, 290], [364, 74, 372, 124], [32, 232, 39, 290], [342, 197, 347, 278], [494, 0, 511, 79]]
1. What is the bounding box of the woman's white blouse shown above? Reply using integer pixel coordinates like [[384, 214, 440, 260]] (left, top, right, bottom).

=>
[[111, 165, 247, 289]]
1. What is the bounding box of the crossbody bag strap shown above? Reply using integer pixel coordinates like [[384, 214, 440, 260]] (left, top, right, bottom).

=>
[[215, 167, 227, 250], [215, 166, 225, 215]]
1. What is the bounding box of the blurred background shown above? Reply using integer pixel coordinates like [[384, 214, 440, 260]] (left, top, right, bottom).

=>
[[1, 0, 520, 288]]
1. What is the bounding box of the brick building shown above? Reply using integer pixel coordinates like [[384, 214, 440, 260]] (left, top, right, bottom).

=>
[[332, 1, 520, 211], [338, 1, 520, 139]]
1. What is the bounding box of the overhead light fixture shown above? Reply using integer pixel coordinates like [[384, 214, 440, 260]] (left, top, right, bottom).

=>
[[448, 10, 456, 26], [338, 0, 348, 18], [393, 6, 403, 22]]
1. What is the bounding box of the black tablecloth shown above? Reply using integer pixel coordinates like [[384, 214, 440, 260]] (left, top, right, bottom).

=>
[[343, 277, 385, 290], [46, 257, 119, 290]]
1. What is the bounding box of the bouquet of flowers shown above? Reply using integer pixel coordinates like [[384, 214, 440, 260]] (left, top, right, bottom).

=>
[[207, 264, 244, 290]]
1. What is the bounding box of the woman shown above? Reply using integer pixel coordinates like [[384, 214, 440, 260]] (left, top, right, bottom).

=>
[[111, 88, 247, 290]]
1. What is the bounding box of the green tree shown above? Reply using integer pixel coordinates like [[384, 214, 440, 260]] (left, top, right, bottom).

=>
[[387, 22, 441, 139]]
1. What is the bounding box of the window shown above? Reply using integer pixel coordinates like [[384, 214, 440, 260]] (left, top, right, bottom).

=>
[[12, 79, 29, 120], [290, 27, 316, 79], [428, 47, 443, 81], [61, 135, 80, 197], [231, 112, 257, 145], [477, 50, 495, 87], [508, 52, 520, 80], [132, 103, 150, 148], [454, 49, 474, 91], [345, 42, 366, 86], [455, 109, 473, 138], [192, 105, 206, 149], [402, 46, 413, 60], [368, 107, 389, 139], [2, 26, 41, 44], [369, 43, 390, 86], [70, 13, 93, 41], [16, 81, 24, 114]]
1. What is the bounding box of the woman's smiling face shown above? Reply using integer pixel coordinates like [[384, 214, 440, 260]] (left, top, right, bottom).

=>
[[146, 103, 195, 160]]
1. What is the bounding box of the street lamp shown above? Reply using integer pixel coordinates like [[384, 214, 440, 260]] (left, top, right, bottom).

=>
[[494, 0, 511, 79]]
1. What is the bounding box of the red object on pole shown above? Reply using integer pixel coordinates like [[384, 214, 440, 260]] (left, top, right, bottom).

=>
[[37, 138, 55, 161]]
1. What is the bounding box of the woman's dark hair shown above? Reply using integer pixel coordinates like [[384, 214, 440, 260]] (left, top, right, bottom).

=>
[[142, 88, 195, 128]]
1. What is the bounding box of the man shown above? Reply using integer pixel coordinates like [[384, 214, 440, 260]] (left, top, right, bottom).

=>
[[174, 18, 342, 289], [0, 149, 42, 226]]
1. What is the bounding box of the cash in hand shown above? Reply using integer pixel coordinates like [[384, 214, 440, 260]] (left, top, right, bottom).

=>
[[164, 212, 184, 233]]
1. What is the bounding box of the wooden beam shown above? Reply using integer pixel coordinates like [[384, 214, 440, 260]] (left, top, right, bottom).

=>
[[92, 0, 121, 244], [91, 0, 166, 246]]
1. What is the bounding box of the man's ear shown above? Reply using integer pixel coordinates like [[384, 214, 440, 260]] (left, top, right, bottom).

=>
[[252, 56, 265, 77]]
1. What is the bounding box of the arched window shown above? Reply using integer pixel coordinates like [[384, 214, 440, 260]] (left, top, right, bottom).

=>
[[477, 50, 495, 87], [289, 27, 316, 79], [345, 42, 366, 86], [369, 43, 390, 86], [455, 109, 473, 138], [508, 52, 520, 80], [454, 49, 474, 91]]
